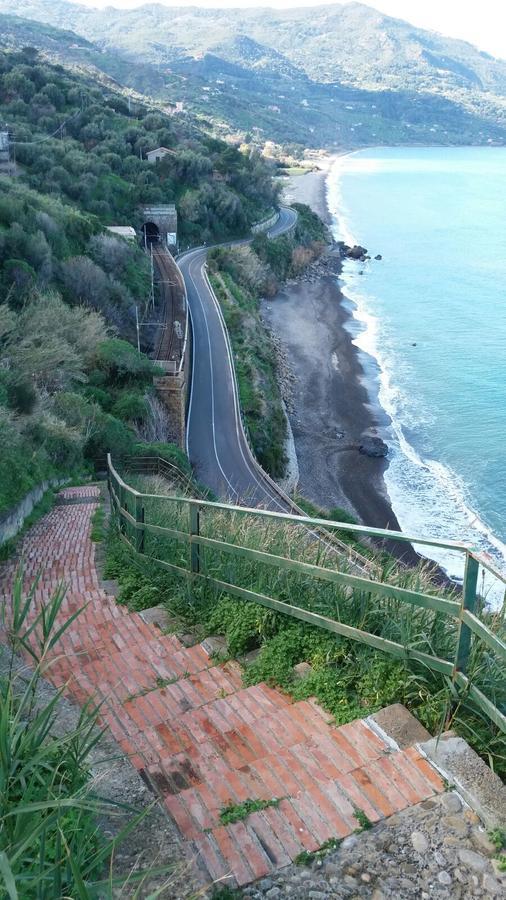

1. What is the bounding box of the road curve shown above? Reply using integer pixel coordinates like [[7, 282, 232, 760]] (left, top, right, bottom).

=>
[[178, 206, 298, 508]]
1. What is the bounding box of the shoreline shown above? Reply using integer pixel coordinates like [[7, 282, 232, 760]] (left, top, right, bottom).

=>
[[267, 158, 422, 565]]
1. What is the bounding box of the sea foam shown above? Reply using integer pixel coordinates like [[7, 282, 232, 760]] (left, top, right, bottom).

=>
[[327, 152, 506, 607]]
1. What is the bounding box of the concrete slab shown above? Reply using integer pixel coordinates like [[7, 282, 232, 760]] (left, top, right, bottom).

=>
[[370, 703, 431, 749], [419, 731, 506, 830], [139, 606, 179, 632], [200, 634, 228, 657]]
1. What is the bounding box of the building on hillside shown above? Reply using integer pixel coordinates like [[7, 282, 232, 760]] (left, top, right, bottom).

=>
[[0, 131, 10, 167], [106, 226, 137, 241], [146, 146, 174, 164]]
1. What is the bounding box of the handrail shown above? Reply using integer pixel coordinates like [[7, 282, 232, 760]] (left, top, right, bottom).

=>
[[107, 454, 506, 735]]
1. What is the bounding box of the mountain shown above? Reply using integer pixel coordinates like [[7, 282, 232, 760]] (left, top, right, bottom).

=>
[[1, 1, 506, 148]]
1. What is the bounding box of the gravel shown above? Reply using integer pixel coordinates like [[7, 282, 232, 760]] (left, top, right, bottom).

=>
[[236, 793, 506, 899]]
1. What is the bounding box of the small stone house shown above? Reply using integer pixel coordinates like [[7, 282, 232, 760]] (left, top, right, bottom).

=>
[[146, 147, 174, 164]]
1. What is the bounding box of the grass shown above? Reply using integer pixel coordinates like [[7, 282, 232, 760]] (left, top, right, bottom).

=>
[[488, 829, 506, 871], [90, 503, 106, 543], [218, 797, 283, 826], [104, 473, 506, 779], [123, 674, 180, 703], [353, 808, 373, 831], [294, 836, 343, 866], [293, 812, 372, 867]]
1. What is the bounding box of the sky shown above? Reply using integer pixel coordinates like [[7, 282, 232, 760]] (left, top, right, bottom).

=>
[[70, 1, 506, 59]]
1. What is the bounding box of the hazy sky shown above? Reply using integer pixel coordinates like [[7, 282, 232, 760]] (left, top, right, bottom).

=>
[[70, 1, 506, 60]]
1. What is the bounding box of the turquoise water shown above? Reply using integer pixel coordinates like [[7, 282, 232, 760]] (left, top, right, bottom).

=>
[[327, 147, 506, 586]]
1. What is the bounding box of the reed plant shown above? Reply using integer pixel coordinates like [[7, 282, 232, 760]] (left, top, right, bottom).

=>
[[0, 569, 176, 898]]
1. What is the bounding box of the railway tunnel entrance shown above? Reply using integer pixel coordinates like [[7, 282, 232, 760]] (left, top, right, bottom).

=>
[[140, 204, 178, 250], [141, 221, 160, 245]]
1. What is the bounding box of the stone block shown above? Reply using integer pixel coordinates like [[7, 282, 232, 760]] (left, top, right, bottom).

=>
[[200, 635, 228, 657]]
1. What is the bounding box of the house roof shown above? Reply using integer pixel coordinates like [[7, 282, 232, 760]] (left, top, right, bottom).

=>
[[146, 146, 174, 156]]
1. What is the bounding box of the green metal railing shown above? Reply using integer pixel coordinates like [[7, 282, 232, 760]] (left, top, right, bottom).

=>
[[107, 455, 506, 734]]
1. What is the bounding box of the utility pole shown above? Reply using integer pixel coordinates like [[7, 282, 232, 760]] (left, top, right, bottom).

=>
[[150, 243, 155, 311], [135, 305, 141, 353]]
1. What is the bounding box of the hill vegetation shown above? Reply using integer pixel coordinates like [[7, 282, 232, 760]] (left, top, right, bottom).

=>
[[2, 1, 506, 149], [0, 46, 277, 240], [0, 47, 278, 515]]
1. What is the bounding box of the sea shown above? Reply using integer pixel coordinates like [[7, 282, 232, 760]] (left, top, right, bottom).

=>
[[327, 146, 506, 603]]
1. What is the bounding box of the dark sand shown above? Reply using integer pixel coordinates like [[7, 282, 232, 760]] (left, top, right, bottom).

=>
[[268, 165, 421, 564]]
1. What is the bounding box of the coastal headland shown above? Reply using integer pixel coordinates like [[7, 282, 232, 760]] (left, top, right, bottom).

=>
[[266, 159, 420, 564]]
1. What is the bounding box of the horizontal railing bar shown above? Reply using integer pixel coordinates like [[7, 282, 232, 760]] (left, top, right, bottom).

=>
[[462, 610, 506, 661], [468, 551, 506, 588], [116, 522, 453, 672], [107, 456, 473, 555], [119, 507, 137, 528], [191, 533, 462, 617], [115, 520, 503, 730], [201, 576, 455, 675], [143, 521, 190, 542], [116, 506, 461, 617], [454, 672, 506, 734]]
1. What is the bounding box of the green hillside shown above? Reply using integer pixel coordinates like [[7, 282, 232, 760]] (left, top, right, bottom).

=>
[[0, 46, 278, 516], [1, 1, 506, 148]]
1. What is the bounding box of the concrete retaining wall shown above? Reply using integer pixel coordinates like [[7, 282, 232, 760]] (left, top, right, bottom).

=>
[[0, 479, 65, 546], [251, 211, 279, 234]]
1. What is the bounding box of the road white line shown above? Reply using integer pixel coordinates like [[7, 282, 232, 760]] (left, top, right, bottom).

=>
[[186, 254, 239, 500], [201, 267, 287, 511], [183, 208, 299, 511]]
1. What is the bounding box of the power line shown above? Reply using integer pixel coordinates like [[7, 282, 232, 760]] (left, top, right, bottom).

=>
[[11, 104, 84, 145]]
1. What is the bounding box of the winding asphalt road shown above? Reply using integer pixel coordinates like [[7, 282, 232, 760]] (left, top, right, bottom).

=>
[[177, 207, 298, 507]]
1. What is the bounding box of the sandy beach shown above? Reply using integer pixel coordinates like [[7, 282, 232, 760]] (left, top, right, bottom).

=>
[[265, 161, 420, 563]]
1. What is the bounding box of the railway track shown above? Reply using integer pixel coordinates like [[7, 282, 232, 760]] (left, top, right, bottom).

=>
[[151, 245, 185, 369]]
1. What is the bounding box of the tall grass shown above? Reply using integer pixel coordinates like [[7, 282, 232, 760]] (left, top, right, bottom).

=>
[[107, 474, 506, 778], [0, 569, 175, 898]]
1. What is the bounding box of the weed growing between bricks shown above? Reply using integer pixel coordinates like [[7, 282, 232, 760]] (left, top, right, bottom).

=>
[[218, 797, 283, 826], [104, 475, 506, 779]]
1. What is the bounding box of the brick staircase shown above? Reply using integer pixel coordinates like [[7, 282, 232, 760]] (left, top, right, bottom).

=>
[[0, 486, 445, 889]]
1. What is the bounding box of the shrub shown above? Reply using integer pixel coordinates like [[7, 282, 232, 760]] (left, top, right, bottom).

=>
[[112, 391, 148, 423], [6, 378, 37, 414], [84, 412, 135, 462], [93, 339, 158, 385], [28, 414, 83, 469]]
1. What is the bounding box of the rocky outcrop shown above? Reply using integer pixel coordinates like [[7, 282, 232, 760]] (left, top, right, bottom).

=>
[[358, 432, 388, 458], [336, 241, 382, 263]]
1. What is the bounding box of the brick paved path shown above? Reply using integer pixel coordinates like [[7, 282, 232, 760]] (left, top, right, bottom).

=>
[[0, 486, 445, 889]]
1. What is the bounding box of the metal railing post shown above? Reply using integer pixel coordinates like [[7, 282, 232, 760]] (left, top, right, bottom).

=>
[[190, 503, 200, 574], [454, 553, 479, 676], [135, 494, 145, 554]]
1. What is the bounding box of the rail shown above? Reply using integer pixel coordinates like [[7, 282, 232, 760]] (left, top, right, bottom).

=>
[[151, 246, 188, 376], [107, 454, 506, 735]]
